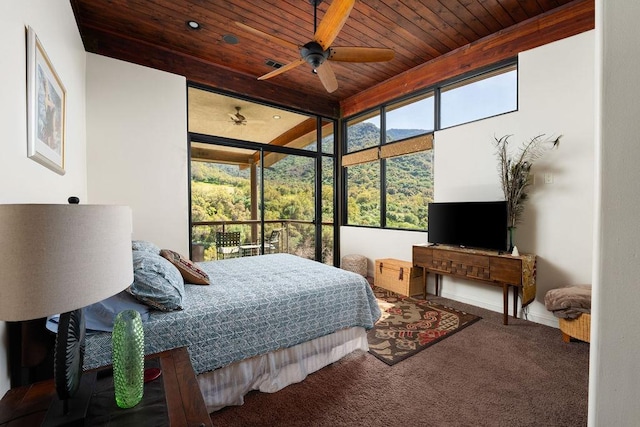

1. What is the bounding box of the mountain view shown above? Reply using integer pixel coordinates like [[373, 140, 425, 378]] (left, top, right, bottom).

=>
[[191, 122, 433, 261]]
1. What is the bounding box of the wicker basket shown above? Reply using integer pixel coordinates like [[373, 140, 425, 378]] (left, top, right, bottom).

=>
[[559, 313, 591, 343], [341, 254, 368, 277]]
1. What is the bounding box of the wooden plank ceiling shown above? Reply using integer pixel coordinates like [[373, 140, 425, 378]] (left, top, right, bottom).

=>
[[71, 0, 590, 118]]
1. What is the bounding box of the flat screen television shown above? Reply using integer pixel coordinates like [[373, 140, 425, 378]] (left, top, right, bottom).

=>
[[427, 201, 508, 252]]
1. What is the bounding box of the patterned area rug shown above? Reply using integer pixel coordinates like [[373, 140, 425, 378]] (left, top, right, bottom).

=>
[[368, 286, 482, 366]]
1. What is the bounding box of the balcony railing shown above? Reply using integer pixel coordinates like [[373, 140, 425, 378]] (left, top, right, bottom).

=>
[[192, 219, 328, 262]]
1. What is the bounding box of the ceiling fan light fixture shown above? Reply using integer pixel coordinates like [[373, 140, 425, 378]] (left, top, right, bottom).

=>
[[229, 106, 247, 125], [301, 41, 328, 69]]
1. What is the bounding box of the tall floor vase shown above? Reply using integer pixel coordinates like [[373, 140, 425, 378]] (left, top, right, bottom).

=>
[[112, 309, 144, 409]]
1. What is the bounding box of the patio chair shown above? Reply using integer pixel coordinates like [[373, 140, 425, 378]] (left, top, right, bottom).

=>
[[264, 229, 281, 254], [215, 231, 241, 259]]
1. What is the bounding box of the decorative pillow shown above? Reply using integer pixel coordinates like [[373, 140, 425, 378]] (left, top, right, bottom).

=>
[[131, 240, 161, 255], [159, 249, 210, 285], [127, 250, 184, 311], [45, 291, 151, 334]]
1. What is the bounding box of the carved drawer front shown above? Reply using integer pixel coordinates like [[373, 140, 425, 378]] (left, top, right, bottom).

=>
[[412, 247, 432, 266], [431, 251, 490, 280], [490, 258, 522, 284]]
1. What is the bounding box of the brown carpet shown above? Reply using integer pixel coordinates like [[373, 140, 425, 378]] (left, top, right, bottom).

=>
[[368, 286, 481, 365], [210, 294, 589, 427]]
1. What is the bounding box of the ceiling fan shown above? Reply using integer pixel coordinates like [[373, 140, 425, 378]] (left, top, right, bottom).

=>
[[236, 0, 394, 93], [228, 106, 247, 125]]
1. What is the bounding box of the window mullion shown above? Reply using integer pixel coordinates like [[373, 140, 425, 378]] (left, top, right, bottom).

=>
[[380, 106, 386, 228]]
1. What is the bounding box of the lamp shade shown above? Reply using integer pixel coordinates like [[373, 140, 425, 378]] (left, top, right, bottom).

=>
[[0, 204, 133, 321]]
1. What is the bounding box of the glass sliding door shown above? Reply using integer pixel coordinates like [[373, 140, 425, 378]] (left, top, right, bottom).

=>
[[187, 85, 335, 263], [257, 149, 316, 260], [190, 143, 257, 261], [189, 142, 320, 261]]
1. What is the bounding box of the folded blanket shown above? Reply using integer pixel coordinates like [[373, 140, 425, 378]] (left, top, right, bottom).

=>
[[544, 285, 591, 319]]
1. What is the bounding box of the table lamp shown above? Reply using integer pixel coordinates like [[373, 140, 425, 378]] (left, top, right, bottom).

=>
[[0, 203, 133, 426]]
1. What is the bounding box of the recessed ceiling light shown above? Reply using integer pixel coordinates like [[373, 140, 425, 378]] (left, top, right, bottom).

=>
[[273, 115, 281, 120], [186, 20, 201, 30], [222, 34, 239, 45]]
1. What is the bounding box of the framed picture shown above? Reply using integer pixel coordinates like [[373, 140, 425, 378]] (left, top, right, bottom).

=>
[[26, 26, 66, 175]]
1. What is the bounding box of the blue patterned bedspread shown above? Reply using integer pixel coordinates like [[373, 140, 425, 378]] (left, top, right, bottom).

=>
[[84, 254, 380, 374]]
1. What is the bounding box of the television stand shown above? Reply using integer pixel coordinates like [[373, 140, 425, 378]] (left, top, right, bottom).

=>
[[412, 244, 536, 325]]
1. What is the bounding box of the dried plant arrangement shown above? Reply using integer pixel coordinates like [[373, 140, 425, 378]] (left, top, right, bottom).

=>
[[494, 134, 561, 230]]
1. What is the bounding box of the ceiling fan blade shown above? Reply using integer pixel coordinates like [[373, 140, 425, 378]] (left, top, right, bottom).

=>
[[314, 0, 356, 50], [257, 58, 305, 80], [315, 62, 338, 93], [235, 22, 298, 51], [329, 46, 395, 62]]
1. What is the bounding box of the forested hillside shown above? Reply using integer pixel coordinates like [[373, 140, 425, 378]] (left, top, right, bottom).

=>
[[345, 123, 433, 228], [191, 122, 433, 260]]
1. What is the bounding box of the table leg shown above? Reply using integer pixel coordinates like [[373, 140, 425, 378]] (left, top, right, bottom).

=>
[[502, 284, 509, 325], [422, 268, 427, 298], [513, 286, 519, 319]]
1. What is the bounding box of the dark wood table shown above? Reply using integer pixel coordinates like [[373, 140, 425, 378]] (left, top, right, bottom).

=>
[[0, 346, 212, 427], [413, 244, 536, 325]]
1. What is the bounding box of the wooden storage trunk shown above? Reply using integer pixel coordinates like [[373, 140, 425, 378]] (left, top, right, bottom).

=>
[[374, 258, 424, 297]]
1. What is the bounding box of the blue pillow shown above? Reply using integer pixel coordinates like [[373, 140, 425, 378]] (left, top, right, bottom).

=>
[[131, 240, 161, 254], [127, 250, 184, 311], [46, 291, 150, 334]]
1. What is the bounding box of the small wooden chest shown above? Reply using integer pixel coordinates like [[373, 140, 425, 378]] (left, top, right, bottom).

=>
[[374, 258, 424, 297]]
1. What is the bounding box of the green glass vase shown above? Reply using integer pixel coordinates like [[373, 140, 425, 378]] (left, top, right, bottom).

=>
[[112, 309, 144, 409]]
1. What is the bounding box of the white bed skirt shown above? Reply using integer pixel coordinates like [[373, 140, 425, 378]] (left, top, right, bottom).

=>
[[198, 326, 369, 412]]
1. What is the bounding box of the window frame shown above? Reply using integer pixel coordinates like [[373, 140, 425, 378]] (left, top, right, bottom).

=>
[[439, 63, 518, 130], [187, 84, 339, 264], [342, 59, 518, 231]]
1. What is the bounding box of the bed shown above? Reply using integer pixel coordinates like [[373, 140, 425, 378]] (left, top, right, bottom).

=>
[[81, 252, 381, 412]]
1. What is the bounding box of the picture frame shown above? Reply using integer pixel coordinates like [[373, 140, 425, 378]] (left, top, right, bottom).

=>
[[26, 26, 66, 175]]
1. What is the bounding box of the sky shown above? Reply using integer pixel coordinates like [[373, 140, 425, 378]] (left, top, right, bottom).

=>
[[364, 69, 517, 132]]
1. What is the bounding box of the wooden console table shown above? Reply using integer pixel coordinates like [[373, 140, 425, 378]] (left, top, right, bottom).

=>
[[413, 244, 536, 325], [0, 347, 212, 427]]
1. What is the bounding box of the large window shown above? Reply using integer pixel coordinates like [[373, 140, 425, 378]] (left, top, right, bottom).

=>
[[440, 65, 517, 129], [385, 151, 432, 230], [343, 61, 516, 230], [188, 86, 337, 264], [385, 93, 435, 140], [344, 93, 435, 229], [346, 111, 380, 153], [346, 162, 380, 226]]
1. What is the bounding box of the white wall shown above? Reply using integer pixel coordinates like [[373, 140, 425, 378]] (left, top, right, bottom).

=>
[[341, 228, 428, 283], [86, 54, 189, 254], [589, 1, 640, 424], [0, 1, 86, 395], [342, 30, 595, 327]]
